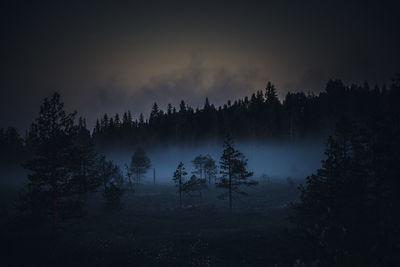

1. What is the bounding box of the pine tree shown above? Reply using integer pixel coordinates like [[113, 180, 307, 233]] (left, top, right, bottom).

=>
[[0, 127, 24, 164], [179, 100, 186, 113], [204, 97, 211, 110], [192, 154, 208, 179], [139, 113, 145, 126], [19, 93, 100, 229], [265, 82, 281, 136], [204, 155, 217, 184], [216, 135, 257, 212], [265, 81, 279, 104], [193, 154, 217, 184], [129, 147, 151, 184], [173, 162, 187, 209], [124, 164, 134, 191], [93, 119, 101, 135], [150, 102, 160, 123], [182, 174, 207, 205], [126, 111, 133, 127], [291, 118, 400, 265], [167, 103, 173, 115], [97, 157, 124, 209], [114, 113, 121, 128], [70, 119, 102, 202], [101, 114, 109, 129]]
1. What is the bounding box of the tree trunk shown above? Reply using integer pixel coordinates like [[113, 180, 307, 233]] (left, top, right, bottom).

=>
[[52, 170, 58, 231], [229, 166, 232, 212], [102, 162, 107, 194], [128, 175, 133, 191], [53, 191, 58, 231], [179, 181, 182, 209], [290, 111, 294, 142]]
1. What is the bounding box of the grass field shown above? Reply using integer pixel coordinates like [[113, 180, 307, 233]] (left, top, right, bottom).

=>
[[1, 179, 314, 266]]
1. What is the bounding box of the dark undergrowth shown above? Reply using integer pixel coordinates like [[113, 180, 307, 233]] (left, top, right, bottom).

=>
[[1, 182, 313, 267]]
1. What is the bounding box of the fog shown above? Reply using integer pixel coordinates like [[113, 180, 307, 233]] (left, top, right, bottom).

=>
[[106, 140, 325, 184]]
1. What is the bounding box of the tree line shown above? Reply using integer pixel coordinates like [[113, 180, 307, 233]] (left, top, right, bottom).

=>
[[91, 79, 389, 148], [1, 78, 396, 159]]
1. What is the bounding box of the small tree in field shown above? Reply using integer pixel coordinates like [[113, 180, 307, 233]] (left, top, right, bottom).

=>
[[192, 154, 207, 179], [97, 156, 123, 194], [204, 155, 217, 184], [192, 154, 217, 185], [173, 162, 187, 209], [130, 147, 151, 184], [182, 174, 207, 205], [216, 135, 257, 212], [97, 156, 124, 209], [125, 164, 134, 191]]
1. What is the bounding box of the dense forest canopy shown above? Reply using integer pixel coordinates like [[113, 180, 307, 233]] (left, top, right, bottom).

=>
[[89, 79, 393, 148]]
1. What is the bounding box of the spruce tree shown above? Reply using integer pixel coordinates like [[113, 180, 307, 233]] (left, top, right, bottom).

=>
[[173, 162, 187, 209], [130, 147, 151, 184], [70, 118, 102, 202], [97, 156, 124, 209], [182, 174, 207, 205], [216, 135, 257, 212], [192, 154, 207, 180], [204, 155, 217, 185], [19, 93, 100, 229]]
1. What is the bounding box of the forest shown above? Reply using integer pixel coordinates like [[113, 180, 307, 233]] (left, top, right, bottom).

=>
[[1, 77, 400, 266], [90, 80, 383, 148]]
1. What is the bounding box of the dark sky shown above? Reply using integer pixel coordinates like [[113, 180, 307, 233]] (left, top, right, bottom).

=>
[[1, 0, 399, 131]]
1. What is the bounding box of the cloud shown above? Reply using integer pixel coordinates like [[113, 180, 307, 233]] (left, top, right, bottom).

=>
[[79, 59, 266, 127]]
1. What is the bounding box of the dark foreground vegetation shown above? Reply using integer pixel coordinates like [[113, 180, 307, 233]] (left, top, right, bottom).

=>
[[2, 182, 305, 267], [1, 77, 400, 266]]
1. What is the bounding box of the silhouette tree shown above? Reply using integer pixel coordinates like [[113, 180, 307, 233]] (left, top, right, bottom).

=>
[[124, 164, 134, 191], [216, 135, 257, 212], [129, 147, 151, 184], [293, 112, 400, 265], [19, 93, 100, 229], [95, 155, 124, 208], [0, 127, 25, 165], [192, 154, 207, 179], [70, 118, 102, 202], [265, 81, 279, 105], [204, 155, 217, 184], [167, 103, 173, 115], [149, 102, 160, 122], [192, 154, 218, 185], [97, 155, 123, 194], [173, 162, 187, 209], [139, 113, 145, 125], [182, 174, 207, 205]]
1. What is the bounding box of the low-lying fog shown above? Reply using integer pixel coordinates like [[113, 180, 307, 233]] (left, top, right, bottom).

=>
[[107, 140, 326, 184], [0, 140, 326, 187]]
